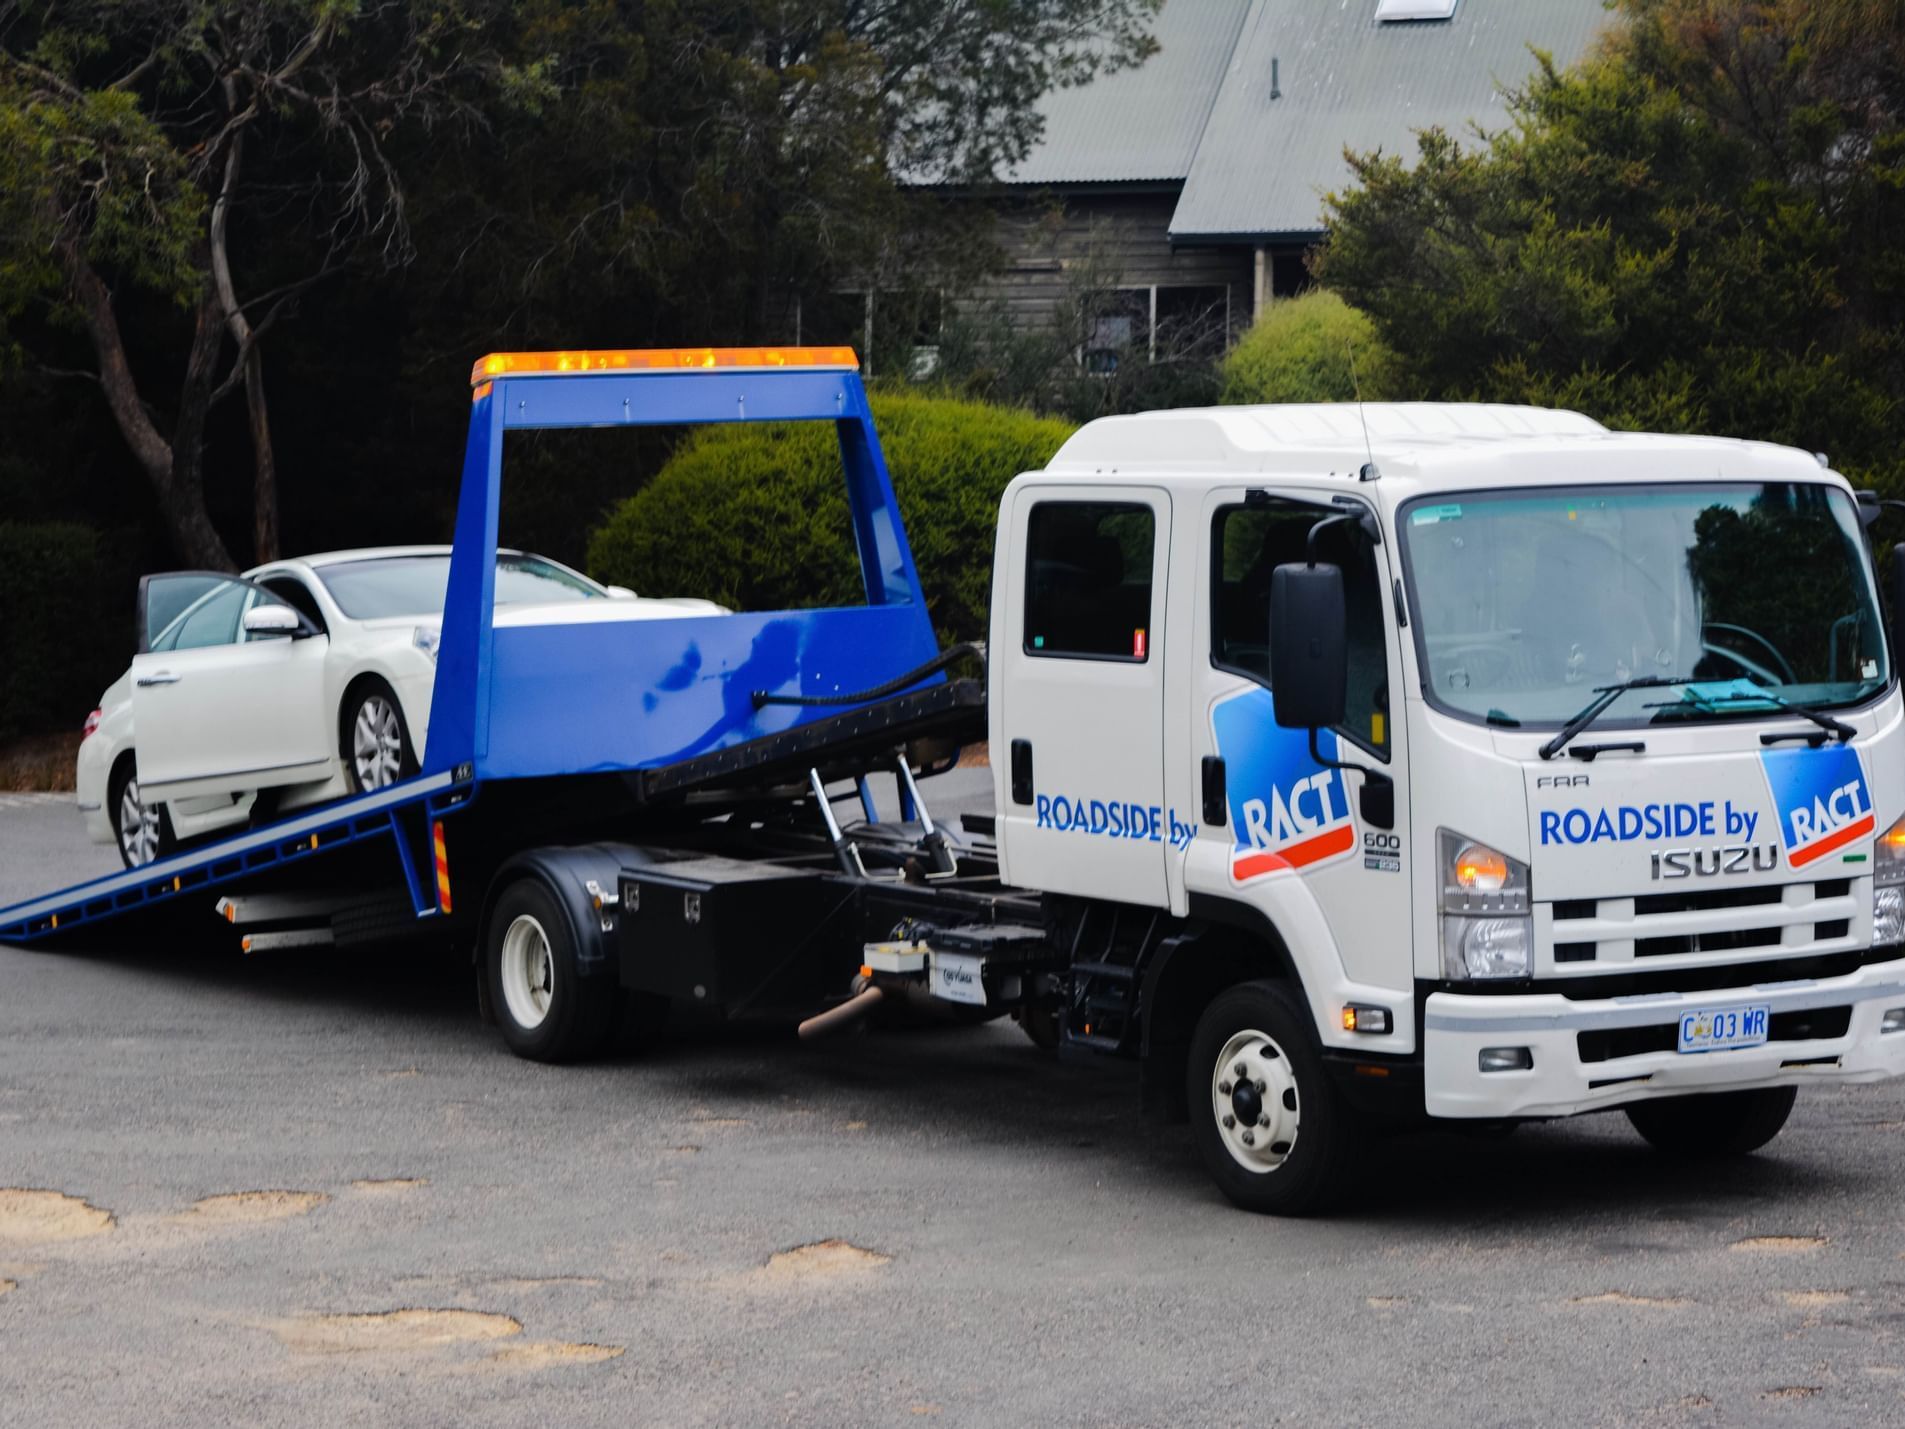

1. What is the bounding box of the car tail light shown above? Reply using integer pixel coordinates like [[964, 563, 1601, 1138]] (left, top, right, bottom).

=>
[[81, 708, 103, 741]]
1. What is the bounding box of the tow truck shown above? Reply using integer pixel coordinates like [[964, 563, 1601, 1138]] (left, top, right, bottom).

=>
[[8, 349, 1905, 1214]]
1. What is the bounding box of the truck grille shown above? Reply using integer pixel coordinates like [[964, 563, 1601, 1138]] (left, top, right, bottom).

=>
[[1542, 878, 1861, 970]]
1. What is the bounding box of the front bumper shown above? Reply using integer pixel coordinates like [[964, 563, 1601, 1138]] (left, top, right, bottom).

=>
[[1423, 955, 1905, 1118]]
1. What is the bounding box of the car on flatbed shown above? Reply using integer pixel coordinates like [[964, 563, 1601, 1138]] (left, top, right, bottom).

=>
[[78, 545, 725, 866]]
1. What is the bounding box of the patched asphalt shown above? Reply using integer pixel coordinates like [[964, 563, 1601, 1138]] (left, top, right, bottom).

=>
[[4, 774, 1905, 1425]]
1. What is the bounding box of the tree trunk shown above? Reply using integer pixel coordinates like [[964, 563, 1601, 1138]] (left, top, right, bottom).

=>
[[57, 236, 237, 572]]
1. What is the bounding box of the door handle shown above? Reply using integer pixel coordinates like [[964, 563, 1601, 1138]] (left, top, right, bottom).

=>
[[1010, 739, 1034, 805], [136, 673, 181, 687], [1201, 756, 1227, 826]]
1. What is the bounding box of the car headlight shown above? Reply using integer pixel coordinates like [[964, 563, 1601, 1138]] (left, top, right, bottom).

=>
[[1875, 814, 1905, 945], [1439, 830, 1532, 979], [412, 626, 440, 663]]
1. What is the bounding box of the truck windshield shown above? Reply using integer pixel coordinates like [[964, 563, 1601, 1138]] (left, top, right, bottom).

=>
[[1399, 482, 1888, 729]]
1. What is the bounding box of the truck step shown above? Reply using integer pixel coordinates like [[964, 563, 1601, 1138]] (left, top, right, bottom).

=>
[[1062, 1031, 1131, 1055]]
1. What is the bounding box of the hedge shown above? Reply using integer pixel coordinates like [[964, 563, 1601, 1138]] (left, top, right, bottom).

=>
[[586, 393, 1076, 646], [0, 521, 125, 744], [1219, 289, 1403, 406]]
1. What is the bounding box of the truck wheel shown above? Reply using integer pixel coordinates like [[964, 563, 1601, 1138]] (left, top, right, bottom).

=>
[[1186, 980, 1360, 1216], [484, 878, 615, 1063], [1624, 1087, 1797, 1157]]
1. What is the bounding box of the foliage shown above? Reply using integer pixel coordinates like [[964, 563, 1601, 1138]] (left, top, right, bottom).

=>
[[1316, 0, 1905, 489], [1219, 291, 1402, 405], [0, 522, 123, 744], [586, 394, 1074, 644]]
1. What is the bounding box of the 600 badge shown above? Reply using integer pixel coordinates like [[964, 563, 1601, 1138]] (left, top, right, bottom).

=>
[[1363, 831, 1402, 874]]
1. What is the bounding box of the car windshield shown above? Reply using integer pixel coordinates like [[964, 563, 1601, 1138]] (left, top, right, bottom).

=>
[[315, 554, 605, 620], [1399, 482, 1889, 729]]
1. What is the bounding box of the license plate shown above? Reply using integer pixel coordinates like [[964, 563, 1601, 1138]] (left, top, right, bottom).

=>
[[1676, 1003, 1770, 1054]]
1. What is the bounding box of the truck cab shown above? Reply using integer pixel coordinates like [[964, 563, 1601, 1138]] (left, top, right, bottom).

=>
[[990, 402, 1905, 1212]]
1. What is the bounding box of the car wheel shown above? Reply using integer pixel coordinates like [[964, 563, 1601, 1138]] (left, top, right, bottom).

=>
[[1624, 1087, 1797, 1157], [110, 758, 172, 869], [341, 680, 417, 794]]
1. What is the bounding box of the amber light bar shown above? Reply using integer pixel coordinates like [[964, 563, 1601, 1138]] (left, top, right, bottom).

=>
[[470, 346, 859, 385]]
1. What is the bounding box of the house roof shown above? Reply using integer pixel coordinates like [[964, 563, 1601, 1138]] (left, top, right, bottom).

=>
[[982, 0, 1607, 241], [1004, 1, 1250, 184]]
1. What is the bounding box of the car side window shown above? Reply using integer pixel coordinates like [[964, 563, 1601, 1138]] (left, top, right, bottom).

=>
[[259, 576, 327, 635], [1212, 500, 1391, 758], [1024, 500, 1156, 661], [160, 580, 250, 652]]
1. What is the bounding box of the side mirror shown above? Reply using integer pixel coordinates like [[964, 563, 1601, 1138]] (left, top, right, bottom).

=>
[[1269, 563, 1348, 729], [242, 604, 303, 638]]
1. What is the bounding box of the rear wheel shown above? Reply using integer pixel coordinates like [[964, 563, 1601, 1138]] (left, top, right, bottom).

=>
[[110, 757, 172, 869], [484, 878, 616, 1063], [341, 680, 416, 794], [1186, 980, 1361, 1216], [1625, 1087, 1797, 1157]]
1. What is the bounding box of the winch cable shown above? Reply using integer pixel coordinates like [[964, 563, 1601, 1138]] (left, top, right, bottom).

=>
[[750, 642, 985, 710]]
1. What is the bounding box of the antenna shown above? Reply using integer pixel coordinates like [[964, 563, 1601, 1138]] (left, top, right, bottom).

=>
[[1346, 337, 1380, 481]]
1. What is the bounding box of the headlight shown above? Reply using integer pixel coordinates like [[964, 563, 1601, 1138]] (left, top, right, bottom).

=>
[[1877, 813, 1905, 888], [1875, 815, 1905, 947], [412, 626, 440, 663], [1439, 830, 1532, 979]]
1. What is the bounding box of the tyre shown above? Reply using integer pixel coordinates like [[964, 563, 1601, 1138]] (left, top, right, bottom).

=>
[[1624, 1086, 1797, 1157], [1016, 1003, 1061, 1051], [109, 756, 173, 869], [341, 679, 417, 794], [484, 878, 617, 1062], [1186, 980, 1362, 1216]]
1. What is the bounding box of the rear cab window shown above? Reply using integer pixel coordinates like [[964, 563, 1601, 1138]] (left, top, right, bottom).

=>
[[1024, 501, 1156, 661]]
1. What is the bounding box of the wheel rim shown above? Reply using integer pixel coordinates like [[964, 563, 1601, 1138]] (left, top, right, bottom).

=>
[[118, 777, 160, 867], [1210, 1028, 1301, 1174], [499, 914, 555, 1030], [351, 694, 404, 790]]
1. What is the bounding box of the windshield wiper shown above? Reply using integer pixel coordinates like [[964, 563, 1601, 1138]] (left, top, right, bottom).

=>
[[1538, 675, 1703, 761], [1671, 687, 1858, 743]]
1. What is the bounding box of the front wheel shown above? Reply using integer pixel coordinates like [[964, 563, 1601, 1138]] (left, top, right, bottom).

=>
[[1186, 980, 1361, 1216], [1624, 1086, 1796, 1157], [484, 877, 617, 1063], [341, 681, 417, 794]]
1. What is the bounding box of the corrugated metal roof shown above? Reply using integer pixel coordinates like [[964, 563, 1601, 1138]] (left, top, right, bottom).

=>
[[1003, 0, 1251, 184], [1169, 0, 1608, 238]]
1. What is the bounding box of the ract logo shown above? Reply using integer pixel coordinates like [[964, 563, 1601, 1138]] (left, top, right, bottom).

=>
[[1211, 688, 1356, 881], [1760, 744, 1874, 868]]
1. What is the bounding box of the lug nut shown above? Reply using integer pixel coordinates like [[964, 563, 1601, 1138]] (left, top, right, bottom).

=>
[[1255, 1080, 1267, 1094], [1221, 1114, 1235, 1129], [1233, 1062, 1247, 1078], [1218, 1080, 1232, 1095], [1258, 1115, 1270, 1128], [1241, 1131, 1255, 1146]]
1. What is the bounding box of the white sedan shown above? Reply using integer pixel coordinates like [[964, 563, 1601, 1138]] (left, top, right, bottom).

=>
[[77, 546, 724, 867]]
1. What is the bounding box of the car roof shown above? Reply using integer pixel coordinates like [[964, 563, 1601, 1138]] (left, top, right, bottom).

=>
[[248, 546, 529, 576]]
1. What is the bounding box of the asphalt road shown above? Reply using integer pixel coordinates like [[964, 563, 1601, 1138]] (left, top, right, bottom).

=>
[[5, 780, 1905, 1427]]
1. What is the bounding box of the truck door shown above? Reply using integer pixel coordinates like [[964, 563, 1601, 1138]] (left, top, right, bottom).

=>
[[1180, 490, 1412, 997], [996, 486, 1173, 906]]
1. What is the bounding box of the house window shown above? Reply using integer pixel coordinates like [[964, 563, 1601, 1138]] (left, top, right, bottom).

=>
[[1155, 285, 1231, 359], [1082, 284, 1233, 372], [800, 290, 941, 378]]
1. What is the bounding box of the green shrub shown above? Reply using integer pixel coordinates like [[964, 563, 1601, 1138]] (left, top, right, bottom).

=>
[[586, 393, 1075, 646], [1219, 290, 1403, 406], [0, 521, 124, 744]]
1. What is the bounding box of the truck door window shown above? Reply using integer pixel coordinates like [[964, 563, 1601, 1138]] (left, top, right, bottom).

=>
[[1212, 501, 1390, 757], [1024, 501, 1155, 660]]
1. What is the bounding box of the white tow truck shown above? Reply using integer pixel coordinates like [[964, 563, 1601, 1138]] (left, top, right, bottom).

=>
[[12, 350, 1904, 1216], [986, 401, 1905, 1211]]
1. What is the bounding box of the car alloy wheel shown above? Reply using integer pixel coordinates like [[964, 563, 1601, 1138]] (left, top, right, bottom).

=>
[[351, 693, 405, 791], [118, 777, 162, 867]]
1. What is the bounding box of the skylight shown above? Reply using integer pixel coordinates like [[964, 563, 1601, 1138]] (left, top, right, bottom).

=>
[[1376, 0, 1459, 21]]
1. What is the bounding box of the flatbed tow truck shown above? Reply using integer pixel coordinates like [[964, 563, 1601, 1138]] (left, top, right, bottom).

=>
[[9, 347, 1905, 1214]]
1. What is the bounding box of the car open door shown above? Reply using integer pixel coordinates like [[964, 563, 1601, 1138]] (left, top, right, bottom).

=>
[[129, 573, 331, 801]]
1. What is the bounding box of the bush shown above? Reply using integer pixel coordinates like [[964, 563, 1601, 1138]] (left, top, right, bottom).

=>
[[0, 521, 125, 745], [1219, 290, 1403, 405], [586, 393, 1076, 646]]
